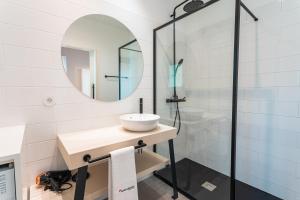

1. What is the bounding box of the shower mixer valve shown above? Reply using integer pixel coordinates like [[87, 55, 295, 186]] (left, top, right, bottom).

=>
[[166, 96, 186, 103]]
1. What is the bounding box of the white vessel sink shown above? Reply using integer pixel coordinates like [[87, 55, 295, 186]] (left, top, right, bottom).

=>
[[120, 113, 160, 132]]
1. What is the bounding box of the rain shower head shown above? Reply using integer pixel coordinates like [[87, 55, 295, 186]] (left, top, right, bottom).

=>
[[183, 0, 204, 13]]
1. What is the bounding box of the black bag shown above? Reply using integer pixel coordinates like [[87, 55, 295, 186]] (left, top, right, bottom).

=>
[[36, 170, 72, 193]]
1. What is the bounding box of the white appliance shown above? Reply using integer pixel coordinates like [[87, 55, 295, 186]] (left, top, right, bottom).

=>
[[0, 163, 16, 200]]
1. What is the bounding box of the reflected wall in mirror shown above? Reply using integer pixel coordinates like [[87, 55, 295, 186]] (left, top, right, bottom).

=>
[[61, 14, 144, 102]]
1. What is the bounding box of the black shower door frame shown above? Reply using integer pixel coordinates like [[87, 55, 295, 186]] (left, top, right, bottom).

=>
[[152, 0, 258, 200]]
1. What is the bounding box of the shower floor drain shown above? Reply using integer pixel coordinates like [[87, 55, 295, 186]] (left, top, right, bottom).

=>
[[201, 181, 217, 192]]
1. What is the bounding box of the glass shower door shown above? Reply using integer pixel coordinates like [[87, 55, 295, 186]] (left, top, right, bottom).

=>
[[154, 0, 236, 199]]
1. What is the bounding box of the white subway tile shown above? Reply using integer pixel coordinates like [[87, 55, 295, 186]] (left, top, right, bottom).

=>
[[0, 68, 71, 87], [0, 44, 4, 67], [237, 122, 261, 139], [260, 128, 299, 148], [279, 54, 300, 72], [242, 0, 279, 10], [0, 87, 89, 106], [106, 0, 174, 23], [0, 105, 55, 124], [259, 101, 299, 116], [0, 1, 71, 34], [239, 73, 274, 88], [273, 72, 299, 87], [138, 77, 152, 89], [242, 87, 277, 101], [25, 157, 58, 185], [277, 87, 300, 101], [25, 140, 57, 163], [274, 115, 300, 132], [281, 6, 300, 27], [7, 0, 91, 21], [282, 0, 300, 11], [24, 123, 57, 144], [297, 162, 300, 179], [56, 116, 119, 134], [238, 100, 260, 113], [0, 23, 60, 51], [297, 132, 300, 148], [2, 45, 61, 69], [260, 179, 297, 200], [278, 39, 300, 58], [55, 153, 68, 171]]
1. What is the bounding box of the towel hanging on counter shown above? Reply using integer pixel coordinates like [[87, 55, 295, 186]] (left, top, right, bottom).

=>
[[108, 146, 138, 200]]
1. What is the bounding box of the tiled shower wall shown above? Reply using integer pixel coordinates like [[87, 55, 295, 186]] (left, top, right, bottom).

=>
[[237, 0, 300, 199], [0, 0, 173, 185]]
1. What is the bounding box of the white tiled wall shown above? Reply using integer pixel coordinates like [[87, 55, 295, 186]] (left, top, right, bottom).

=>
[[237, 0, 300, 199], [0, 0, 173, 185]]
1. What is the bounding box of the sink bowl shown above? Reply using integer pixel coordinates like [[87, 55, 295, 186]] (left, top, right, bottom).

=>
[[120, 113, 160, 132]]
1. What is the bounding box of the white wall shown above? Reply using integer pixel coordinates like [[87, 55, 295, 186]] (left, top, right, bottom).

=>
[[0, 0, 174, 186]]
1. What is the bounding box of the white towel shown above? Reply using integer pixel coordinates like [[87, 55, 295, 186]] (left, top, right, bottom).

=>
[[108, 146, 138, 200]]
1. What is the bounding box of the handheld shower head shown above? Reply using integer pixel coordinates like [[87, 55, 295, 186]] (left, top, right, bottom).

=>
[[175, 59, 184, 75], [166, 58, 186, 103], [183, 0, 204, 13], [177, 59, 184, 67]]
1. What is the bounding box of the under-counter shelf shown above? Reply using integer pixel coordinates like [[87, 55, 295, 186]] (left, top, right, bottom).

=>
[[28, 150, 169, 200], [58, 124, 176, 170], [56, 124, 177, 200]]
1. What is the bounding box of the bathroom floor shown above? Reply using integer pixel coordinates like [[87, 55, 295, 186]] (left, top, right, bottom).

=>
[[138, 176, 188, 200], [155, 158, 282, 200], [28, 176, 188, 200]]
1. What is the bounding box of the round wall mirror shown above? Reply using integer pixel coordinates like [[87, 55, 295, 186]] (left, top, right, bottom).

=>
[[61, 14, 144, 102]]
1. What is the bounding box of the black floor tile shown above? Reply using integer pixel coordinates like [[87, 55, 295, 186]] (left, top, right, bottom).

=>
[[155, 158, 282, 200]]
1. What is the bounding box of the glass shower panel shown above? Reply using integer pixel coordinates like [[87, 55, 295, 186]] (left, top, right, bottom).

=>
[[120, 41, 143, 99], [155, 0, 236, 199]]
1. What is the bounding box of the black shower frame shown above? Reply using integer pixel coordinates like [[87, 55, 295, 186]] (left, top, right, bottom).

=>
[[152, 0, 258, 199]]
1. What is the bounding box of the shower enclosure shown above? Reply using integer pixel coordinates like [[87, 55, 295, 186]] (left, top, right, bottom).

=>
[[152, 0, 280, 200]]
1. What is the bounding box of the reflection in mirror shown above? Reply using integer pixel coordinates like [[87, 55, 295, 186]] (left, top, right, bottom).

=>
[[61, 14, 143, 102]]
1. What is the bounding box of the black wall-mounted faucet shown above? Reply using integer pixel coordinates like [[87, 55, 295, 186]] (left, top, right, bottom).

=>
[[139, 98, 143, 114]]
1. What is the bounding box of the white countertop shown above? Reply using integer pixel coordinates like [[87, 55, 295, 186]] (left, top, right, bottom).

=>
[[0, 125, 25, 160]]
